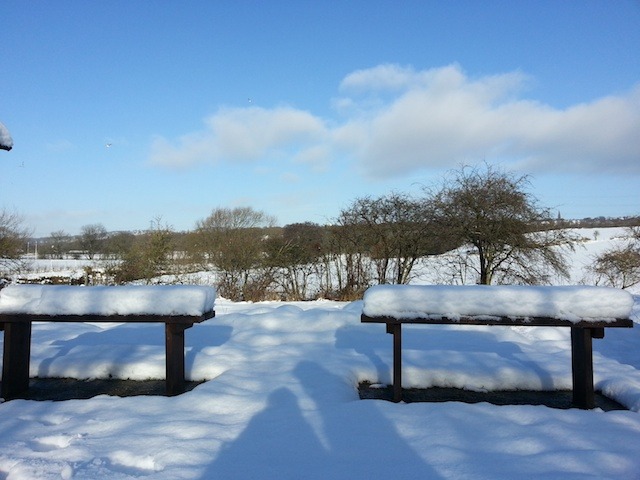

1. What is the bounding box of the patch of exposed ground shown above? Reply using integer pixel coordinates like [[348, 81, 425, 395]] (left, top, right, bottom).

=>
[[358, 382, 627, 411], [2, 378, 204, 402]]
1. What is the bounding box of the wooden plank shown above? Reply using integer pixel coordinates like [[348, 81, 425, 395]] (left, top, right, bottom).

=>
[[165, 323, 191, 396], [2, 321, 32, 399], [571, 327, 595, 409], [387, 323, 403, 403], [361, 314, 633, 328], [0, 310, 215, 324]]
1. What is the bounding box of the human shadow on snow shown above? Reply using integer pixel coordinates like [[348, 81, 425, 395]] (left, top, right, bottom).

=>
[[202, 361, 440, 479]]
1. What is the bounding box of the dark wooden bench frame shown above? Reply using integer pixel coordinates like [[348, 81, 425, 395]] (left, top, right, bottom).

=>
[[1, 311, 215, 399], [361, 314, 633, 409]]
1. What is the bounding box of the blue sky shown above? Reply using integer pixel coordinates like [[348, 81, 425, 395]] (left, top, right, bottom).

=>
[[1, 1, 639, 237]]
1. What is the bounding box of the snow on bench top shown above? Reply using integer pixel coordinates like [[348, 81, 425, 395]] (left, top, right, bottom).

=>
[[362, 285, 634, 323], [0, 284, 216, 317]]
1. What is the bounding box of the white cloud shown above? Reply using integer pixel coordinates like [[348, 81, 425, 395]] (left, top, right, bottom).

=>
[[149, 106, 328, 168], [340, 63, 424, 92], [340, 63, 527, 100], [149, 64, 640, 178], [510, 89, 640, 173], [341, 64, 640, 177]]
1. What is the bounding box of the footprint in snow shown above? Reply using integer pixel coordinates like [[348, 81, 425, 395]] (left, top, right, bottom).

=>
[[30, 433, 81, 452]]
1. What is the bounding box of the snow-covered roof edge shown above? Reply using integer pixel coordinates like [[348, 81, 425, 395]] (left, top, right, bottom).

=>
[[0, 121, 13, 151]]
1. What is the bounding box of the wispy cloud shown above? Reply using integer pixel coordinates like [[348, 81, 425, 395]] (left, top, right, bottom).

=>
[[149, 64, 640, 177]]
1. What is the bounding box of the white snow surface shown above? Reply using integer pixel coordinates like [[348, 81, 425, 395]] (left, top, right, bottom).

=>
[[0, 121, 13, 149], [0, 285, 216, 317], [1, 228, 640, 479], [362, 285, 634, 322], [0, 296, 638, 479]]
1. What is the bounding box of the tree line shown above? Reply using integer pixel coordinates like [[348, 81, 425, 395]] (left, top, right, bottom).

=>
[[2, 165, 639, 299]]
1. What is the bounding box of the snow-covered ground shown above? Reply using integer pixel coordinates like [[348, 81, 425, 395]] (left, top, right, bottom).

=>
[[1, 227, 640, 479]]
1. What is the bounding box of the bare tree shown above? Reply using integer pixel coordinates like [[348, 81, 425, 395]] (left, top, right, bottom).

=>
[[49, 230, 71, 259], [80, 223, 107, 259], [0, 209, 31, 275], [329, 212, 374, 299], [192, 207, 276, 300], [339, 193, 444, 286], [265, 222, 326, 300], [588, 226, 640, 289], [430, 164, 576, 285], [104, 231, 137, 259], [112, 218, 175, 284]]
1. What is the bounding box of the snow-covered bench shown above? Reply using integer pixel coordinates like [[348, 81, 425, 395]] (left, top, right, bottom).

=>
[[0, 284, 216, 399], [361, 285, 634, 409]]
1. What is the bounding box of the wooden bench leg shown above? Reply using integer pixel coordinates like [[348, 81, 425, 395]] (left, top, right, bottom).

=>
[[2, 321, 32, 399], [570, 327, 596, 409], [386, 323, 402, 403], [165, 323, 192, 396]]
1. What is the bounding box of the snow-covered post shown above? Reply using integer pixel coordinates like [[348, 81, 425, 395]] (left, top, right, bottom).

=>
[[0, 121, 13, 151]]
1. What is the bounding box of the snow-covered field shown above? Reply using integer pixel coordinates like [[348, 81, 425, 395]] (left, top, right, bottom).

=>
[[1, 227, 640, 479]]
